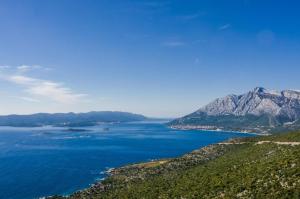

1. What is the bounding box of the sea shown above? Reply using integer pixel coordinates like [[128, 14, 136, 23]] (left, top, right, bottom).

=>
[[0, 120, 253, 199]]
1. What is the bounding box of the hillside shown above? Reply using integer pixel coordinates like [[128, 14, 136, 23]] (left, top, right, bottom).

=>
[[0, 111, 146, 127], [50, 131, 300, 199], [169, 87, 300, 134]]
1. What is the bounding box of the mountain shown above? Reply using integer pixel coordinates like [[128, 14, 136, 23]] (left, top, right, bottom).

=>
[[50, 131, 300, 199], [0, 111, 147, 127], [169, 87, 300, 133]]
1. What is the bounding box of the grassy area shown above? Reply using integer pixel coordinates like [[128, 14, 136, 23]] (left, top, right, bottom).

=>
[[130, 160, 169, 169], [51, 131, 300, 199]]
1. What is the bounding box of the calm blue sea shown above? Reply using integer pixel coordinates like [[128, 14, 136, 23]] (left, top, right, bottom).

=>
[[0, 121, 253, 199]]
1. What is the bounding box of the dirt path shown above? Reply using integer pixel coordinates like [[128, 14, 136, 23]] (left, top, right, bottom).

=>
[[256, 141, 300, 146]]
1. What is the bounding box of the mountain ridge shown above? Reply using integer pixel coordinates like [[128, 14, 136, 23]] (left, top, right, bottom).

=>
[[169, 87, 300, 133], [0, 111, 147, 127]]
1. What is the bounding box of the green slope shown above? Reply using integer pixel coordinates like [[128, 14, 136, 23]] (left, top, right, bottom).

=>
[[51, 132, 300, 199]]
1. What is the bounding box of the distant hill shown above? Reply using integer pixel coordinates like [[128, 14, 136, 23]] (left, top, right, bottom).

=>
[[0, 111, 147, 127], [50, 131, 300, 199], [169, 87, 300, 134]]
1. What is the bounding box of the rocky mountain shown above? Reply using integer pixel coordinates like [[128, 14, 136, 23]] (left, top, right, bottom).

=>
[[169, 87, 300, 133], [0, 111, 147, 127]]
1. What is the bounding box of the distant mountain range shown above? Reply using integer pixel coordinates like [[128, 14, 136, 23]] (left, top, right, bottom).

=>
[[169, 87, 300, 134], [0, 111, 146, 127]]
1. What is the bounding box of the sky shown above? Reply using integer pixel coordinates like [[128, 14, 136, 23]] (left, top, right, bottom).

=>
[[0, 0, 300, 117]]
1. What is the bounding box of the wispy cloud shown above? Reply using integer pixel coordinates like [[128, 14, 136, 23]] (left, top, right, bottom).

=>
[[0, 65, 87, 104], [193, 39, 207, 44], [16, 65, 52, 73], [179, 13, 200, 20], [18, 96, 41, 103], [218, 23, 231, 30], [17, 65, 39, 71], [178, 11, 206, 21], [0, 65, 11, 70], [1, 65, 52, 73], [7, 75, 87, 104], [162, 41, 186, 47]]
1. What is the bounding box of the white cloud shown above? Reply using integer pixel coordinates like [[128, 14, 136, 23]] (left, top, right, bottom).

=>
[[219, 24, 231, 30], [0, 65, 11, 70], [9, 75, 37, 84], [162, 41, 186, 47], [0, 64, 52, 74], [17, 65, 38, 72], [18, 96, 41, 103], [178, 11, 206, 21], [6, 75, 87, 104], [179, 13, 200, 20], [0, 66, 87, 104], [17, 65, 52, 73]]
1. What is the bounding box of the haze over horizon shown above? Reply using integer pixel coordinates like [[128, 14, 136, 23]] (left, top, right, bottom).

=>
[[0, 0, 300, 117]]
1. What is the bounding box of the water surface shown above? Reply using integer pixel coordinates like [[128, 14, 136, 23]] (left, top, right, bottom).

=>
[[0, 121, 253, 199]]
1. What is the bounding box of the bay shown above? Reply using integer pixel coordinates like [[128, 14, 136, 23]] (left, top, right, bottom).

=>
[[0, 121, 253, 199]]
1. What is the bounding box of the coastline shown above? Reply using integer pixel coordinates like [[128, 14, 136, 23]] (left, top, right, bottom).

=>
[[49, 131, 300, 199], [46, 167, 116, 199], [48, 132, 256, 199], [168, 125, 270, 136]]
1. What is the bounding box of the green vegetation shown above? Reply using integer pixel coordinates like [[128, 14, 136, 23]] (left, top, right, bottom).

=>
[[51, 132, 300, 199]]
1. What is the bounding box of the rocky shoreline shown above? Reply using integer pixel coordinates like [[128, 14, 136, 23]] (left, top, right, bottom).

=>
[[48, 138, 248, 199], [48, 131, 300, 198]]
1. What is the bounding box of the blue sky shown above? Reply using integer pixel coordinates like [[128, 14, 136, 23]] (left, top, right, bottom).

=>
[[0, 0, 300, 117]]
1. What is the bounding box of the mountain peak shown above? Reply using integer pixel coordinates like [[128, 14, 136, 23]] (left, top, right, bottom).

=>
[[253, 87, 266, 93], [170, 88, 300, 133], [252, 87, 282, 96]]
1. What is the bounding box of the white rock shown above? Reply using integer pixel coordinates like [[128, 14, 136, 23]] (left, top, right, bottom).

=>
[[197, 87, 300, 121]]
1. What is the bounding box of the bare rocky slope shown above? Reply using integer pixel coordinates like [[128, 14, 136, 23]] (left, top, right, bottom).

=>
[[169, 87, 300, 133]]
